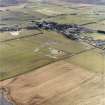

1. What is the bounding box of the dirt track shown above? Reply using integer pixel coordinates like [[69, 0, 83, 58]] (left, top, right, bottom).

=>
[[0, 61, 104, 105]]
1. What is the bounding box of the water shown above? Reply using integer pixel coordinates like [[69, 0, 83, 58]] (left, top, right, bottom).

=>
[[0, 90, 13, 105]]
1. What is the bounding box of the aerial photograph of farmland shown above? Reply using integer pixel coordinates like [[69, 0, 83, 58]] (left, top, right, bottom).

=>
[[0, 0, 105, 105]]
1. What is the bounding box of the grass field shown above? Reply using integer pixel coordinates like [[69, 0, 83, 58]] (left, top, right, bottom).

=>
[[0, 29, 93, 80], [46, 14, 96, 24], [86, 21, 105, 31], [0, 31, 59, 80], [66, 48, 105, 73]]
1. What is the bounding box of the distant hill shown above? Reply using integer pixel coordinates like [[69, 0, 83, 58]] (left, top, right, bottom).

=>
[[43, 0, 105, 5], [0, 0, 26, 6], [59, 0, 105, 5], [1, 0, 105, 6]]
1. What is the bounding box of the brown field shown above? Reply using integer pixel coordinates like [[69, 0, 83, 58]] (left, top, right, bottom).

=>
[[0, 60, 104, 105]]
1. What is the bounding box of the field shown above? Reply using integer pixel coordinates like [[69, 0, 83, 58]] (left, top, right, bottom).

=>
[[0, 29, 93, 80], [66, 48, 105, 72], [0, 61, 104, 105], [0, 1, 105, 105]]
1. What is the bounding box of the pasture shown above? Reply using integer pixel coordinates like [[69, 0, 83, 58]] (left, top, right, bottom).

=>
[[66, 48, 105, 73], [0, 29, 93, 80]]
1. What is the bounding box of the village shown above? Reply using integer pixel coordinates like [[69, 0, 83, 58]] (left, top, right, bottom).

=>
[[1, 21, 105, 49]]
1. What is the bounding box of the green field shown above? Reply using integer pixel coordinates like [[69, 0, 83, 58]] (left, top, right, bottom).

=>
[[0, 29, 93, 80], [46, 14, 95, 24], [66, 48, 105, 73], [0, 31, 54, 80]]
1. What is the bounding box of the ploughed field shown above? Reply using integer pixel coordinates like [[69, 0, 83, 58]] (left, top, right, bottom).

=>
[[0, 1, 105, 105], [0, 61, 105, 105]]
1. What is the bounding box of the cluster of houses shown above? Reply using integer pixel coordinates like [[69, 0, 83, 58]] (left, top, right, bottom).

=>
[[36, 21, 82, 40], [30, 21, 93, 40]]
